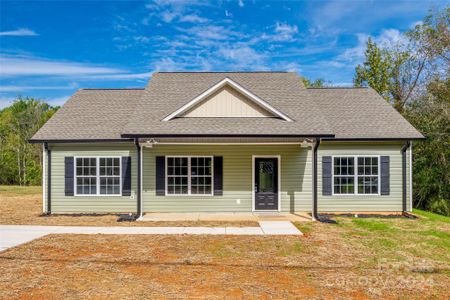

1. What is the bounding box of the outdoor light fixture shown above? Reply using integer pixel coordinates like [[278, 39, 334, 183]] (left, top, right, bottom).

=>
[[143, 138, 157, 148], [301, 139, 312, 148]]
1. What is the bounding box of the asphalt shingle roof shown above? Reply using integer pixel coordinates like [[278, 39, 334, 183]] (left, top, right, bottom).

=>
[[31, 88, 144, 141], [31, 72, 423, 141], [308, 87, 424, 139], [122, 72, 333, 137]]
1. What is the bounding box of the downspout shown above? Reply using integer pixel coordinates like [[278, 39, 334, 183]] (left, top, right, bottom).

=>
[[401, 141, 411, 214], [44, 142, 51, 214], [134, 138, 142, 220], [312, 138, 321, 221]]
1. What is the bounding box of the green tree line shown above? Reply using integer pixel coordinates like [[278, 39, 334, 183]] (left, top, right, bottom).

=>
[[0, 97, 58, 185]]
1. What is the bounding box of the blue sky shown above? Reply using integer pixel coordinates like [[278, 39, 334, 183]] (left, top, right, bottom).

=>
[[0, 0, 445, 108]]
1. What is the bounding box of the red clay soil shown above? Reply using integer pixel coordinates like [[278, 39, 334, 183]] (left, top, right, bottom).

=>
[[0, 233, 448, 299]]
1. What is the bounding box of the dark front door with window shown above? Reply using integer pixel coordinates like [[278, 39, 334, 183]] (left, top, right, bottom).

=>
[[254, 158, 278, 210]]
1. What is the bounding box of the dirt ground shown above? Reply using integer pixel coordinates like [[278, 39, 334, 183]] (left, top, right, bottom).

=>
[[0, 221, 448, 299], [1, 186, 449, 299], [0, 186, 257, 227]]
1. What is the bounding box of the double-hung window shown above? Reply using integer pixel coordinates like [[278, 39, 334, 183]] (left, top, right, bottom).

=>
[[333, 156, 379, 195], [75, 157, 121, 196], [166, 156, 213, 195]]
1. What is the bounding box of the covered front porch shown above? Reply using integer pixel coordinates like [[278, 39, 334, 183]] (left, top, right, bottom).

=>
[[134, 137, 321, 219]]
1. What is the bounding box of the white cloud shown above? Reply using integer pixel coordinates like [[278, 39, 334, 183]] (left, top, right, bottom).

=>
[[375, 29, 407, 48], [179, 14, 209, 23], [180, 25, 240, 41], [0, 95, 70, 109], [0, 97, 15, 109], [133, 36, 151, 43], [337, 29, 407, 65], [144, 0, 210, 24], [238, 0, 244, 8], [225, 10, 232, 17], [161, 10, 177, 22], [84, 72, 153, 80], [217, 46, 267, 70], [0, 55, 124, 77], [0, 28, 38, 37], [0, 85, 76, 92], [43, 95, 71, 107], [275, 22, 298, 35], [273, 22, 298, 41]]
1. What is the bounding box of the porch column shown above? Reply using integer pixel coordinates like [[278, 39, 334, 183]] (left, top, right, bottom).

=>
[[44, 142, 51, 214], [312, 138, 320, 221], [135, 138, 142, 219]]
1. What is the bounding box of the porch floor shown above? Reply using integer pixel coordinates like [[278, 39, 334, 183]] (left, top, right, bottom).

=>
[[141, 212, 312, 222]]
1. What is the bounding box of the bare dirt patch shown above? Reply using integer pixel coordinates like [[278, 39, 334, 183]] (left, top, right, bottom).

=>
[[1, 219, 449, 299], [0, 186, 257, 227]]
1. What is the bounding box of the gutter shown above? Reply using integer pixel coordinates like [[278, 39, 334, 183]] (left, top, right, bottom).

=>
[[121, 133, 336, 139], [401, 141, 411, 214], [44, 142, 51, 214], [29, 138, 133, 144], [320, 137, 425, 141], [312, 138, 321, 221]]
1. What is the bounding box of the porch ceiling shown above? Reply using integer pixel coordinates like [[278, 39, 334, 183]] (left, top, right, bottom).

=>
[[139, 137, 315, 145]]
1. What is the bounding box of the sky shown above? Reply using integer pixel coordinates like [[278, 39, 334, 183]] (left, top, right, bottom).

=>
[[0, 0, 446, 108]]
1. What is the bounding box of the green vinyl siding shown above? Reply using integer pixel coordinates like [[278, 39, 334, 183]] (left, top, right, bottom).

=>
[[318, 141, 411, 212], [142, 145, 311, 212], [48, 143, 137, 213], [45, 141, 412, 214]]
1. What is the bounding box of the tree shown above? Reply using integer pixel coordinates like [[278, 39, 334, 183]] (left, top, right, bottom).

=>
[[404, 77, 450, 216], [300, 76, 328, 88], [0, 97, 58, 185], [353, 6, 450, 216], [407, 6, 450, 66], [353, 38, 426, 113], [354, 7, 449, 113]]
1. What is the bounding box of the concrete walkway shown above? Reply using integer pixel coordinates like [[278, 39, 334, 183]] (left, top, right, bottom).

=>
[[142, 212, 311, 222], [0, 221, 302, 252]]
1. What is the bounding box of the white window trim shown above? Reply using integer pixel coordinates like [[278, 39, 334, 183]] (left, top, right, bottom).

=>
[[252, 155, 281, 212], [165, 156, 214, 196], [74, 156, 122, 197], [162, 78, 293, 122], [331, 155, 381, 196]]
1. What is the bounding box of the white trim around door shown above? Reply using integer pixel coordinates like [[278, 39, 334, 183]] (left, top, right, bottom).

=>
[[252, 155, 281, 212]]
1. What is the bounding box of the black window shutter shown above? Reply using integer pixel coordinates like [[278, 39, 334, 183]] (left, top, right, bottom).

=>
[[156, 156, 165, 196], [322, 156, 332, 196], [65, 157, 74, 196], [380, 156, 390, 195], [122, 156, 132, 196], [213, 156, 223, 196]]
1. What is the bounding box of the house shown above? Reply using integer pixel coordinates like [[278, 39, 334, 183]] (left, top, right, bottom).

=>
[[30, 72, 424, 219]]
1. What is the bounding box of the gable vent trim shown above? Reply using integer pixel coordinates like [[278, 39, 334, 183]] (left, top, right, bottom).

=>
[[161, 77, 293, 122]]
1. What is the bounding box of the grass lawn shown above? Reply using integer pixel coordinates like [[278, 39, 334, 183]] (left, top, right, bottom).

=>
[[0, 186, 449, 298]]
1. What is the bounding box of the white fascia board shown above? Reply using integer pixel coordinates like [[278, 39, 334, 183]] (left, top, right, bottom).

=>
[[162, 77, 293, 122]]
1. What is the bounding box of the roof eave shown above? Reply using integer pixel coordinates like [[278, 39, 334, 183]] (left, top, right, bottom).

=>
[[28, 138, 134, 144], [120, 133, 335, 138]]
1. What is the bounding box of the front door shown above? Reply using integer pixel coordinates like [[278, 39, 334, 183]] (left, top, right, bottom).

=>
[[254, 158, 278, 211]]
